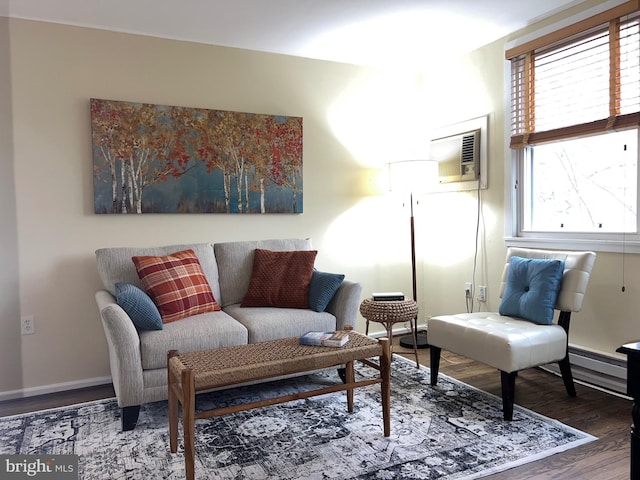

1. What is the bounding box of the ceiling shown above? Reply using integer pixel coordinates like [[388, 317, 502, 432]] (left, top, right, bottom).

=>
[[1, 0, 586, 67]]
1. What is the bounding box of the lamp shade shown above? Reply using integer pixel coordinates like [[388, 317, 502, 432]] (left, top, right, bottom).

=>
[[387, 159, 438, 194]]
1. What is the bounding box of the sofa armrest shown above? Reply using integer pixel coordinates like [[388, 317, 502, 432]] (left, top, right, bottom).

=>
[[94, 290, 144, 407], [325, 280, 363, 330]]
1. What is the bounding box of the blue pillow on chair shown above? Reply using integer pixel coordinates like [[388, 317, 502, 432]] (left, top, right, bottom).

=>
[[115, 282, 163, 331], [308, 270, 345, 312], [498, 256, 565, 325]]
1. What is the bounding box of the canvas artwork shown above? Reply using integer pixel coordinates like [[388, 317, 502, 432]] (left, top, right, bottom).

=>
[[91, 99, 303, 214]]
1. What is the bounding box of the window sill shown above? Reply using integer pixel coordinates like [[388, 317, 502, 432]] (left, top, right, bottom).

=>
[[505, 236, 640, 254]]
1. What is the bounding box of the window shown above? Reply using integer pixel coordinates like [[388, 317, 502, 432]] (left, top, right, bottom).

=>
[[523, 130, 637, 233], [506, 3, 640, 251]]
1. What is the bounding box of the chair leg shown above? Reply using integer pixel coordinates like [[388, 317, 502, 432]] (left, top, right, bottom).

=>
[[557, 312, 577, 398], [430, 347, 441, 385], [122, 405, 141, 431], [558, 356, 577, 397], [500, 371, 517, 421]]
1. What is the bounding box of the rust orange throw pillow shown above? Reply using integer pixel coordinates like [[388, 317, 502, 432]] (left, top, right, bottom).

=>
[[132, 249, 220, 323], [241, 249, 318, 309]]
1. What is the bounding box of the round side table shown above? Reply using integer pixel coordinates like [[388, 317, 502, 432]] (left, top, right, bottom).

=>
[[359, 298, 420, 368]]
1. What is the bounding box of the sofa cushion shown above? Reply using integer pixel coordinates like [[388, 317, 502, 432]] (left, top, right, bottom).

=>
[[214, 239, 313, 307], [499, 256, 565, 325], [224, 303, 336, 343], [241, 249, 317, 308], [133, 249, 221, 323], [139, 310, 248, 369], [95, 243, 221, 302], [114, 282, 163, 331], [308, 270, 345, 312]]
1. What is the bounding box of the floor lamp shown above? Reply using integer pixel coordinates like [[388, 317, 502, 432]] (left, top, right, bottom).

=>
[[387, 160, 438, 349]]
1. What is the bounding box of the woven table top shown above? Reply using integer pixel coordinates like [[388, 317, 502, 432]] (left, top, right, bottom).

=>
[[359, 298, 418, 323], [169, 331, 383, 390]]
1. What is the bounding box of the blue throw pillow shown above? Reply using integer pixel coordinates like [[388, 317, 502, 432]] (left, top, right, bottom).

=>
[[498, 256, 565, 325], [115, 282, 163, 331], [308, 270, 345, 312]]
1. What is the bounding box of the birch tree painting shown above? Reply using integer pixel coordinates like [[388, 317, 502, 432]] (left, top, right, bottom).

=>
[[91, 99, 303, 214]]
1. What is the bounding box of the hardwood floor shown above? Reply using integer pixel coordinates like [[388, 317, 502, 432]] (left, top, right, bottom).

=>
[[0, 335, 632, 479], [0, 383, 116, 417]]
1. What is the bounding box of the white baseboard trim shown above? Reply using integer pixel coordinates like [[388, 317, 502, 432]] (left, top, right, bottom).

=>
[[367, 323, 427, 339], [0, 376, 112, 402]]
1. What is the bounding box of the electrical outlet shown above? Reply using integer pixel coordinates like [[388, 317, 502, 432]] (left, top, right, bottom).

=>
[[21, 316, 35, 335], [478, 286, 487, 302], [464, 282, 472, 298]]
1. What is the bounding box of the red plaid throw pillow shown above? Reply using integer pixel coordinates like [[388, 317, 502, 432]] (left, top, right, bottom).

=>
[[132, 249, 220, 323]]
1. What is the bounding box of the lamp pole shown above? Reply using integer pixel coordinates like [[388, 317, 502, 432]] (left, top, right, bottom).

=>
[[399, 192, 429, 349]]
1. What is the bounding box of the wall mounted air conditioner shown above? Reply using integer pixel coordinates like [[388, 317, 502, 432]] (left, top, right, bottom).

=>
[[432, 129, 480, 184], [430, 115, 488, 192]]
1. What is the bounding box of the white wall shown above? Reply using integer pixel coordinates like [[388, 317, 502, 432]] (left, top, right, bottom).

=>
[[417, 43, 506, 323], [0, 17, 22, 394]]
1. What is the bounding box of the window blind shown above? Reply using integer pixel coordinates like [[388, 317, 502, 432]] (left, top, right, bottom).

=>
[[508, 9, 640, 149]]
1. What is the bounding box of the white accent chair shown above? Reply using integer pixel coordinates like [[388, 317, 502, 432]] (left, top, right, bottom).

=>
[[428, 247, 596, 420]]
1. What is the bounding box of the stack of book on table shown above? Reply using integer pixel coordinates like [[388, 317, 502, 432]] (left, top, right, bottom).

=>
[[372, 292, 405, 301], [299, 331, 349, 348]]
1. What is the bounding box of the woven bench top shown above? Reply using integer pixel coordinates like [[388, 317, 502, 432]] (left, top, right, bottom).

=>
[[169, 331, 383, 390]]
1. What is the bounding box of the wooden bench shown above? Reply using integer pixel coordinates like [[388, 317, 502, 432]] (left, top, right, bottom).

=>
[[168, 331, 391, 480]]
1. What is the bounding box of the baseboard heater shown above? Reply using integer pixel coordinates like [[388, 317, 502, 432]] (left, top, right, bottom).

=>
[[542, 345, 627, 395]]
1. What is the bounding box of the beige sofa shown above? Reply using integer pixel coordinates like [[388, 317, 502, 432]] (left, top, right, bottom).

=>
[[94, 238, 362, 430]]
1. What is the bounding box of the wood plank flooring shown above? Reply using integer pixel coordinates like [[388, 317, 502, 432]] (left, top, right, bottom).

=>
[[0, 335, 632, 479]]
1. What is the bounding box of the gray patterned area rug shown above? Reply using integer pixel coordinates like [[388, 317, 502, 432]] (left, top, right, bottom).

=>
[[1, 356, 595, 479]]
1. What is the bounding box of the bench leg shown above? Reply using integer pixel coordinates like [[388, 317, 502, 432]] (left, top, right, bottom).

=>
[[182, 368, 196, 480], [379, 337, 391, 437], [430, 347, 442, 385], [168, 350, 179, 453], [122, 405, 140, 431], [501, 370, 517, 421], [345, 361, 354, 412]]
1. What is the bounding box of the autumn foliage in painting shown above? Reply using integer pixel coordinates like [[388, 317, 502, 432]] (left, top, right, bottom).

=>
[[90, 99, 303, 214]]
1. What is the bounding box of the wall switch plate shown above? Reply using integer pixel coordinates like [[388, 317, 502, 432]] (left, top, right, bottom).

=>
[[478, 286, 487, 302], [21, 316, 35, 335]]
